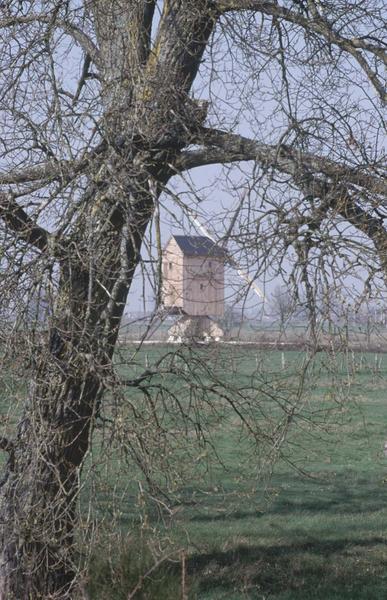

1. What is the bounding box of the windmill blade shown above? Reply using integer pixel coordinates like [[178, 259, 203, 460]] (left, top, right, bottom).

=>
[[183, 204, 265, 300]]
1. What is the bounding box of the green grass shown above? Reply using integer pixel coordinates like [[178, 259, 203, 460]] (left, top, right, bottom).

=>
[[87, 536, 192, 600], [82, 346, 387, 599], [3, 344, 387, 598]]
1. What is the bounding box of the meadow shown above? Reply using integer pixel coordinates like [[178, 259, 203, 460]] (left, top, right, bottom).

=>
[[83, 345, 387, 599], [1, 343, 387, 598]]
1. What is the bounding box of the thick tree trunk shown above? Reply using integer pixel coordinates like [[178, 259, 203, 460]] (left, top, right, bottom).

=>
[[0, 2, 216, 594], [0, 169, 155, 598], [0, 361, 99, 598], [0, 301, 116, 597]]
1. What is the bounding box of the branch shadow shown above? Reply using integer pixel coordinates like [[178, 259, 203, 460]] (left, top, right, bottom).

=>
[[186, 537, 387, 599]]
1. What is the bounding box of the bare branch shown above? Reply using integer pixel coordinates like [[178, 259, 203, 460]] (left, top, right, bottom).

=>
[[0, 163, 66, 186], [180, 126, 387, 282], [0, 192, 51, 252], [177, 128, 387, 197], [0, 14, 101, 67], [179, 127, 387, 273], [337, 194, 387, 272], [0, 141, 107, 186], [297, 172, 387, 275], [216, 1, 387, 103]]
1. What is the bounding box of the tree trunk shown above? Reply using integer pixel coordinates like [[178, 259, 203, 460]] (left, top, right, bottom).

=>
[[0, 1, 216, 593], [0, 168, 155, 598], [0, 361, 100, 599]]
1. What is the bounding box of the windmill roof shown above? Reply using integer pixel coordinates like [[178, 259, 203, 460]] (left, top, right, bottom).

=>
[[172, 235, 226, 258]]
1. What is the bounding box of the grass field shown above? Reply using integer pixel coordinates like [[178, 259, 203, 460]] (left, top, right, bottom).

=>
[[79, 346, 387, 599], [1, 344, 387, 598]]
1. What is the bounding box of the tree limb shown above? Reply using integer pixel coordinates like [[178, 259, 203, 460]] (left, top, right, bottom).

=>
[[0, 141, 107, 186], [177, 128, 387, 197], [0, 163, 67, 186], [135, 0, 216, 109], [0, 192, 51, 252], [91, 0, 156, 95], [72, 54, 92, 104], [297, 173, 387, 276], [178, 126, 387, 273]]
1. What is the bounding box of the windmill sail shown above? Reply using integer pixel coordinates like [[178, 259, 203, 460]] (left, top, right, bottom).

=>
[[183, 205, 265, 300]]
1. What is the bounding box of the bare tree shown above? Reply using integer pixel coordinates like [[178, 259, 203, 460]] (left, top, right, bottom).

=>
[[0, 1, 385, 597], [270, 285, 295, 330]]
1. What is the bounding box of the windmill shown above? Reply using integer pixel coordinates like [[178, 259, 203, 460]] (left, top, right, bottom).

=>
[[160, 190, 264, 342], [146, 182, 265, 343]]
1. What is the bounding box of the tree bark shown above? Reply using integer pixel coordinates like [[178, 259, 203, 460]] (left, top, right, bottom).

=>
[[0, 2, 217, 596], [0, 362, 100, 598], [0, 164, 156, 598]]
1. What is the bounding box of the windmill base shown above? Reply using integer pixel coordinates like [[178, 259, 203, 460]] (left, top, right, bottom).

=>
[[167, 315, 224, 343]]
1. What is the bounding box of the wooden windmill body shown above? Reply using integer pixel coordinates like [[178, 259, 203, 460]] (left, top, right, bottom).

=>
[[162, 235, 225, 341]]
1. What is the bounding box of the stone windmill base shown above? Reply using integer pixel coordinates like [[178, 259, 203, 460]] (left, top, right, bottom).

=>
[[167, 315, 224, 343]]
